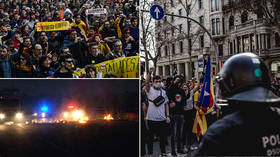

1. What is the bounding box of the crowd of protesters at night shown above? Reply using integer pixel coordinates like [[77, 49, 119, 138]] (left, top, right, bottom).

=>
[[0, 0, 139, 78]]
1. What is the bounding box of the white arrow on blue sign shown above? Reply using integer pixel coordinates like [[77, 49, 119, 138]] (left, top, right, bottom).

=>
[[150, 5, 164, 20]]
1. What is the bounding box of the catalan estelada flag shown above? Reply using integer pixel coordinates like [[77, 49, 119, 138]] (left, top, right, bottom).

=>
[[71, 21, 88, 37], [192, 56, 215, 140]]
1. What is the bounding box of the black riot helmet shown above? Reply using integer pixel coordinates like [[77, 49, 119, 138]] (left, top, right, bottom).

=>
[[215, 52, 280, 105]]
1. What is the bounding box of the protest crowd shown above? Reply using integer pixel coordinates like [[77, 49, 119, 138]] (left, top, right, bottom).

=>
[[141, 68, 208, 157], [141, 63, 280, 157], [0, 0, 139, 78]]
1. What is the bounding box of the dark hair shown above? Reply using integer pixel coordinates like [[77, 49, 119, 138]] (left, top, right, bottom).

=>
[[39, 55, 48, 68], [73, 14, 80, 19], [89, 42, 98, 49], [17, 53, 32, 66], [85, 64, 96, 76], [131, 16, 137, 22], [5, 39, 13, 46], [152, 75, 161, 82], [23, 36, 32, 41], [59, 54, 72, 64], [113, 39, 122, 46]]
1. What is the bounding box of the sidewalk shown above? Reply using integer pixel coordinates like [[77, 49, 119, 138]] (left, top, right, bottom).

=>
[[142, 137, 198, 157]]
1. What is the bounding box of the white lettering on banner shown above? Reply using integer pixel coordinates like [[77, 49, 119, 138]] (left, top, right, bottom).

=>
[[86, 8, 107, 15], [262, 134, 280, 148]]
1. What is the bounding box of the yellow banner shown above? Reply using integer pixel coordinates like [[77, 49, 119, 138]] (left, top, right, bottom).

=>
[[73, 56, 139, 78], [37, 21, 70, 32]]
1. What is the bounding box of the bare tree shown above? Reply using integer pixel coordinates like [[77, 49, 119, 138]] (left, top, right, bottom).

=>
[[156, 0, 208, 79]]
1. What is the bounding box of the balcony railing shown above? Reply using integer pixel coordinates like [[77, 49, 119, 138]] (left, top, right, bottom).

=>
[[229, 18, 269, 32]]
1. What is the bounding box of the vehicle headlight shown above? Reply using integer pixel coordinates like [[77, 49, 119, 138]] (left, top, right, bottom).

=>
[[15, 112, 23, 119], [0, 113, 5, 119]]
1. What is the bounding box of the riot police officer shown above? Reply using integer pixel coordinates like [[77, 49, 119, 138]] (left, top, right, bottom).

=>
[[194, 53, 280, 156]]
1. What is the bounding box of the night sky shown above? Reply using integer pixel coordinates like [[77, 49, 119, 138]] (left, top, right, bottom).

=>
[[0, 79, 139, 114]]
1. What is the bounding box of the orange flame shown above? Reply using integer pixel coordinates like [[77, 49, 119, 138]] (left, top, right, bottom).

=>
[[104, 114, 114, 120], [79, 120, 87, 124]]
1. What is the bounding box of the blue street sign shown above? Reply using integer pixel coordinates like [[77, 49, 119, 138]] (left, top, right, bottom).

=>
[[150, 5, 164, 20]]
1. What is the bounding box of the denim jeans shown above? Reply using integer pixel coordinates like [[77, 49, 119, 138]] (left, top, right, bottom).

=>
[[170, 114, 184, 152]]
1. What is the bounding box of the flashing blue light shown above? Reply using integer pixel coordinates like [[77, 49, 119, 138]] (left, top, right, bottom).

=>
[[41, 106, 48, 112]]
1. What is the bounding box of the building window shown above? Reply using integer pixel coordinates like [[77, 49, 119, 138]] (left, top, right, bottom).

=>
[[165, 45, 168, 56], [211, 0, 215, 12], [216, 18, 220, 35], [199, 16, 204, 26], [188, 21, 191, 30], [191, 62, 195, 77], [180, 41, 183, 53], [237, 36, 241, 53], [212, 19, 216, 35], [260, 34, 266, 49], [171, 0, 174, 7], [158, 47, 161, 57], [242, 35, 249, 52], [222, 18, 225, 34], [233, 39, 236, 53], [275, 33, 280, 47], [241, 11, 248, 23], [211, 0, 219, 11], [218, 45, 223, 56], [257, 10, 264, 19], [256, 35, 259, 49], [230, 42, 233, 54], [179, 24, 182, 33], [199, 0, 203, 9], [164, 30, 167, 38], [164, 16, 167, 23], [250, 34, 255, 51], [188, 39, 192, 51], [171, 27, 175, 36], [187, 5, 191, 15], [200, 35, 204, 48], [268, 34, 271, 49], [212, 18, 220, 35], [229, 16, 234, 30], [172, 43, 175, 54], [216, 0, 219, 11], [171, 12, 174, 21], [179, 9, 182, 16]]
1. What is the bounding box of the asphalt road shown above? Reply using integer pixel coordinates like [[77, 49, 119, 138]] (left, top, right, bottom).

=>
[[0, 120, 138, 157]]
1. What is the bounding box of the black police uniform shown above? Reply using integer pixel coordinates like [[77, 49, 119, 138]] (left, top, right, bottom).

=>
[[195, 105, 280, 156], [195, 53, 280, 156]]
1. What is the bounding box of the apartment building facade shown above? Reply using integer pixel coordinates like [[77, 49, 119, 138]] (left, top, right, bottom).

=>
[[155, 0, 280, 80]]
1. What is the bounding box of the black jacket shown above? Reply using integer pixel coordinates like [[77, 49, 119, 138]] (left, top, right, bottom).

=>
[[53, 69, 74, 78], [194, 105, 280, 156], [166, 84, 186, 115], [86, 53, 106, 65]]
